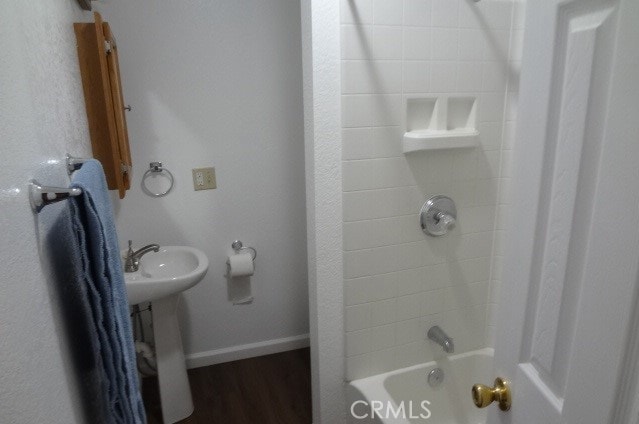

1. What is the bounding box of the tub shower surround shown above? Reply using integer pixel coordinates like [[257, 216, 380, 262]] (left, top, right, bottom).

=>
[[341, 0, 520, 380], [486, 0, 525, 348], [347, 348, 494, 423]]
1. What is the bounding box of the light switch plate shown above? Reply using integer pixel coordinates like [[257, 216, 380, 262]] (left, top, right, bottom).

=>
[[192, 167, 216, 190]]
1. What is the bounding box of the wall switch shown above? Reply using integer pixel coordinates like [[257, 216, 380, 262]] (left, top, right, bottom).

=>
[[192, 167, 216, 190]]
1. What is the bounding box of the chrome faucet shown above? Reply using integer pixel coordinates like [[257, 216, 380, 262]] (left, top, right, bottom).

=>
[[427, 326, 454, 354], [124, 240, 160, 272]]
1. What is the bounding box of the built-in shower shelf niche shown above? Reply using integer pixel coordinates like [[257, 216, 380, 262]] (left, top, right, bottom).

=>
[[403, 96, 479, 153], [403, 128, 479, 152]]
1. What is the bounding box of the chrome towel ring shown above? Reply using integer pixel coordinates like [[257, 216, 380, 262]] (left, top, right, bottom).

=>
[[141, 162, 174, 197]]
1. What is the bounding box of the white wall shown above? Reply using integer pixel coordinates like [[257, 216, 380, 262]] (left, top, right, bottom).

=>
[[97, 0, 309, 364], [302, 0, 346, 422], [0, 1, 93, 422], [340, 0, 517, 380]]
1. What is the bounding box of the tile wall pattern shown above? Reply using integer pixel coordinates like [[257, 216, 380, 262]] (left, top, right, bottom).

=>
[[486, 0, 526, 346], [340, 0, 522, 380]]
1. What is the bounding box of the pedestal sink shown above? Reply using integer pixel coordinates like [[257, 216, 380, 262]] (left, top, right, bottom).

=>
[[123, 246, 209, 424]]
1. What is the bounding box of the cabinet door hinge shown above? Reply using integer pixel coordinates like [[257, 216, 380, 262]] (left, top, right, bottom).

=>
[[104, 40, 112, 54]]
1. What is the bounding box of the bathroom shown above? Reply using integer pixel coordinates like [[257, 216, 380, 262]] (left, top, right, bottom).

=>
[[1, 0, 638, 423]]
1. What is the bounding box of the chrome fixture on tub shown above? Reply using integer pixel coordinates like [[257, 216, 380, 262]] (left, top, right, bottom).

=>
[[124, 240, 160, 272], [427, 368, 445, 387], [420, 195, 457, 236], [427, 326, 454, 354]]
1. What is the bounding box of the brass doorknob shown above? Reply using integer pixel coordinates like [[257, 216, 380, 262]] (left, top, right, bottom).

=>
[[472, 377, 511, 411]]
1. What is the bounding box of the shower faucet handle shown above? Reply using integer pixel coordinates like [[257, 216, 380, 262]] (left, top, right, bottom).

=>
[[420, 195, 457, 236], [435, 211, 456, 230]]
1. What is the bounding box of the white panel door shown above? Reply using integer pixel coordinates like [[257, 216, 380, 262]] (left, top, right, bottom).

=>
[[490, 0, 639, 423]]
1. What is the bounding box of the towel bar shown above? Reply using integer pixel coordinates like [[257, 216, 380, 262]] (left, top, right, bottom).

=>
[[66, 154, 90, 175], [29, 180, 82, 213], [29, 154, 90, 213]]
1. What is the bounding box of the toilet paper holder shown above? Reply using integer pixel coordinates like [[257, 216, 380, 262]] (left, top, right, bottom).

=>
[[231, 240, 257, 262], [227, 240, 257, 306]]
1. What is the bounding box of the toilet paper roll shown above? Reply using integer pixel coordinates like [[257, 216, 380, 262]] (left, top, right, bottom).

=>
[[228, 252, 255, 278]]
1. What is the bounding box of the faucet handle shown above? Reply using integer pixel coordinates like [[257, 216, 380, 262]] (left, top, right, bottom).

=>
[[420, 195, 457, 237], [435, 212, 456, 231]]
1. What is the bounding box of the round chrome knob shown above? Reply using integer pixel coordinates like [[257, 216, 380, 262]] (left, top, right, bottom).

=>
[[420, 195, 457, 236], [435, 211, 456, 230]]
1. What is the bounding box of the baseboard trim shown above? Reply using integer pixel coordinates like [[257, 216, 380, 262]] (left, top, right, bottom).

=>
[[185, 334, 310, 369]]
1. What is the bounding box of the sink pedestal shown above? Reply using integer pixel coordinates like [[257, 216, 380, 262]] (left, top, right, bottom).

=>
[[152, 294, 194, 423], [123, 245, 208, 422]]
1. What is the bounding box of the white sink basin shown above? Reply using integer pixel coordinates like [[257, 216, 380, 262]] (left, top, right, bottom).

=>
[[123, 246, 209, 305]]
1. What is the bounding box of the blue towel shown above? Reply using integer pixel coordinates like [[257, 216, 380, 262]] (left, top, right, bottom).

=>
[[68, 160, 146, 424], [47, 206, 111, 423]]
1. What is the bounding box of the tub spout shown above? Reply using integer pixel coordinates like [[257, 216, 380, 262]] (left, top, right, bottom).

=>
[[427, 326, 454, 354]]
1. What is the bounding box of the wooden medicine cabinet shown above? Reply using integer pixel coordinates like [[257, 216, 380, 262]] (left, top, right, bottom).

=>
[[74, 12, 132, 198]]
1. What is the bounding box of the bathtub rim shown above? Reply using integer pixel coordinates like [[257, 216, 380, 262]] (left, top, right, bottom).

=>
[[348, 347, 494, 388], [346, 347, 495, 423]]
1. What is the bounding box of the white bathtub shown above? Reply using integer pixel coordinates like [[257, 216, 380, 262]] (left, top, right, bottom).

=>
[[347, 348, 494, 424]]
